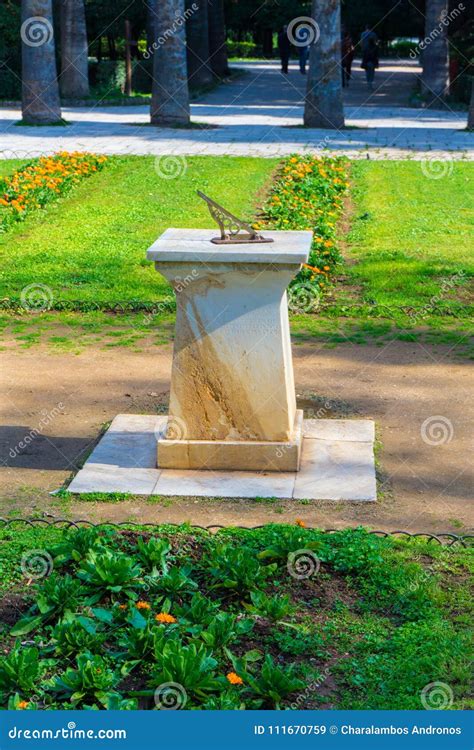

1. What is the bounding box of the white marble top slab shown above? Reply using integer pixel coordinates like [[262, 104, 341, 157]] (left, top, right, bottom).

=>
[[146, 229, 312, 264]]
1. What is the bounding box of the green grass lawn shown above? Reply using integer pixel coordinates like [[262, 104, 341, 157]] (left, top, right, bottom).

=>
[[346, 161, 473, 313], [0, 523, 472, 710], [0, 156, 472, 350], [0, 160, 26, 178], [0, 156, 277, 308]]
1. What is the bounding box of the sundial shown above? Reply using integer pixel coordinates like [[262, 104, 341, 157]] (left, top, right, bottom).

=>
[[146, 223, 313, 472], [197, 190, 274, 245]]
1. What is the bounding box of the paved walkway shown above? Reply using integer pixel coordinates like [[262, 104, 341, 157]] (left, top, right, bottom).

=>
[[0, 60, 472, 159]]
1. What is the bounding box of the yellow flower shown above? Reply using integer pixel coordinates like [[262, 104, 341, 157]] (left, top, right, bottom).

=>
[[155, 612, 176, 624], [136, 601, 151, 610], [18, 700, 29, 709], [226, 672, 243, 685]]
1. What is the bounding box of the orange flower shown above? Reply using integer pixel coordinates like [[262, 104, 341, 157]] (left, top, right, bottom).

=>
[[226, 672, 243, 685], [295, 518, 306, 528], [155, 612, 176, 624], [136, 601, 151, 610], [118, 604, 127, 610], [18, 701, 29, 709]]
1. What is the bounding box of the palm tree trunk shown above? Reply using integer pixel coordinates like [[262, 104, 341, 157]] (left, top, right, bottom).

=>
[[21, 0, 62, 123], [150, 0, 190, 126], [186, 0, 213, 88], [304, 0, 344, 129], [421, 0, 449, 100], [468, 79, 474, 129], [59, 0, 89, 98], [207, 0, 227, 77]]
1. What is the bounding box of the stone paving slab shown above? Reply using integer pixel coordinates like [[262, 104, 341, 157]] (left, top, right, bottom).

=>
[[0, 61, 471, 159], [67, 414, 376, 501]]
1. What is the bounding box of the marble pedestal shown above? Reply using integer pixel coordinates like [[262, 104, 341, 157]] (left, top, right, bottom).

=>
[[146, 229, 313, 472]]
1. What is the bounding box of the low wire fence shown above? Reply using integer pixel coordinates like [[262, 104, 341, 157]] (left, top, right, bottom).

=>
[[0, 517, 471, 546]]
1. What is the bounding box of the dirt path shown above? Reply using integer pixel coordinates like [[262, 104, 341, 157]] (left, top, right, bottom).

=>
[[1, 338, 472, 534]]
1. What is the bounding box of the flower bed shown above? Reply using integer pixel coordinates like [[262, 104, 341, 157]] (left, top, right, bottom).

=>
[[0, 152, 108, 233], [0, 524, 471, 711], [258, 155, 349, 311]]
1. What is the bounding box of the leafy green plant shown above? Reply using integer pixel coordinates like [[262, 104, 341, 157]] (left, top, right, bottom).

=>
[[78, 550, 143, 602], [50, 615, 106, 657], [50, 527, 113, 566], [273, 627, 325, 657], [200, 612, 253, 650], [151, 566, 198, 599], [8, 693, 38, 710], [257, 527, 322, 563], [204, 545, 276, 595], [149, 641, 219, 697], [245, 654, 305, 709], [203, 692, 246, 710], [11, 574, 84, 635], [245, 591, 293, 622], [0, 645, 41, 702], [175, 592, 220, 628], [136, 537, 172, 575], [48, 652, 123, 708]]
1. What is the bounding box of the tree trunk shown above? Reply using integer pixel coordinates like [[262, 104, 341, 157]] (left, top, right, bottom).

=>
[[421, 0, 449, 100], [150, 0, 190, 126], [186, 0, 213, 88], [21, 0, 62, 123], [59, 0, 89, 98], [468, 79, 474, 129], [146, 0, 156, 54], [124, 19, 132, 96], [304, 0, 344, 129], [207, 0, 227, 77]]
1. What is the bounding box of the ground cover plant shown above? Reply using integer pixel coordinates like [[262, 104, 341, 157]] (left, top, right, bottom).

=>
[[0, 153, 108, 233], [259, 154, 349, 312], [0, 523, 471, 711]]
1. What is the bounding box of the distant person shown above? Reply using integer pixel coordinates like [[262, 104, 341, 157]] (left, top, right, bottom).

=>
[[341, 31, 354, 87], [360, 24, 377, 53], [278, 25, 291, 74], [298, 44, 309, 74], [361, 36, 379, 91]]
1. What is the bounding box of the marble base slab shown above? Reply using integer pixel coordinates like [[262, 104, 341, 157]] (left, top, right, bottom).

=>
[[67, 414, 377, 501], [157, 410, 304, 471]]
